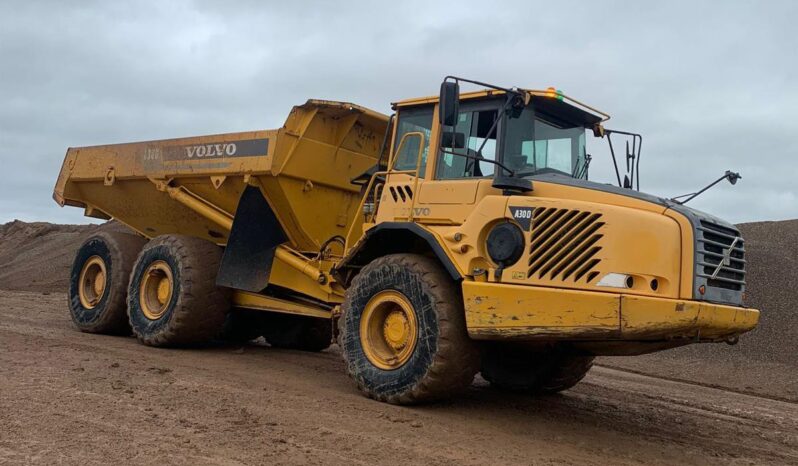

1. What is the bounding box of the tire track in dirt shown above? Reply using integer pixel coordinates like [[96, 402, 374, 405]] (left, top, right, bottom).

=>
[[1, 290, 797, 465]]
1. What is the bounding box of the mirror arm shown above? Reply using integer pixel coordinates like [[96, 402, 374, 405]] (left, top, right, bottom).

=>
[[443, 75, 525, 97], [604, 129, 643, 190], [605, 132, 623, 188], [671, 170, 741, 205]]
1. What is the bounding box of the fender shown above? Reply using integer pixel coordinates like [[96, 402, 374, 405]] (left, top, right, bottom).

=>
[[336, 222, 461, 282]]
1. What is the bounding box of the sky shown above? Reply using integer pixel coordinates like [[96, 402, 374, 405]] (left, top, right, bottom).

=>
[[1, 1, 796, 225]]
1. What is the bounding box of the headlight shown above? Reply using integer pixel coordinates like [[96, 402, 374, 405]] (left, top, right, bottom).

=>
[[486, 222, 525, 267]]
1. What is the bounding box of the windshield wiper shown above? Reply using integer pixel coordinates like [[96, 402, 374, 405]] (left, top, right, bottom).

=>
[[572, 153, 592, 179]]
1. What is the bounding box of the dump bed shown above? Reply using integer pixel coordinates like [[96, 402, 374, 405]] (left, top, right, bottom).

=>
[[54, 100, 389, 252]]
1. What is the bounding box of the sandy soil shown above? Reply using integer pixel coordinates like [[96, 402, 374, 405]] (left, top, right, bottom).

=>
[[2, 290, 796, 465]]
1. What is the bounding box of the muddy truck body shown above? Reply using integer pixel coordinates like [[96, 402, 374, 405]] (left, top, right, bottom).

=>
[[54, 79, 759, 403]]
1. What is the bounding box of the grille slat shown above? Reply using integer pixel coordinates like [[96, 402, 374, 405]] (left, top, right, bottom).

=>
[[538, 215, 600, 278], [699, 237, 744, 252], [527, 210, 581, 264], [696, 220, 746, 292], [526, 207, 604, 283], [697, 274, 746, 285], [547, 233, 603, 280], [541, 222, 603, 278], [698, 261, 746, 274], [574, 257, 602, 281], [697, 226, 739, 242], [528, 211, 591, 272], [699, 220, 739, 236], [698, 251, 746, 266], [529, 209, 570, 249], [563, 246, 602, 281]]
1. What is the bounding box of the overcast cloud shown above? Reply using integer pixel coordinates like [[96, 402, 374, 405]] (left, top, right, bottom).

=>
[[1, 0, 796, 225]]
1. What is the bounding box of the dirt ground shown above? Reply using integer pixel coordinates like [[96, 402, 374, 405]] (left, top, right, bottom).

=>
[[2, 290, 797, 465]]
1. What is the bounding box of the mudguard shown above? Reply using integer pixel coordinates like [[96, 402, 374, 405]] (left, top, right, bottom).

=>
[[216, 186, 288, 292]]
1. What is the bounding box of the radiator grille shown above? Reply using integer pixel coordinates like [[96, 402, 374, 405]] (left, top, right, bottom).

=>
[[527, 207, 604, 283], [696, 220, 745, 291]]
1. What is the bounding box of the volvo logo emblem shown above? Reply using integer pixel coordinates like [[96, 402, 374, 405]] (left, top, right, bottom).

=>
[[711, 236, 740, 279]]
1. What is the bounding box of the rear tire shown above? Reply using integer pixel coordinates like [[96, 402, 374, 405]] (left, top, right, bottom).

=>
[[127, 235, 230, 347], [481, 344, 594, 394], [68, 231, 147, 334], [340, 254, 479, 404]]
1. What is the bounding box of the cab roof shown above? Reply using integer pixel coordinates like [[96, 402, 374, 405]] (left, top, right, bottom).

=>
[[392, 88, 610, 127]]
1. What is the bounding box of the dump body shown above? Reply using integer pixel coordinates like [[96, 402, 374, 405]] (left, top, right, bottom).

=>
[[54, 100, 389, 254]]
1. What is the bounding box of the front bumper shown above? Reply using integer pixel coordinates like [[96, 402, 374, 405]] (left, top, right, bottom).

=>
[[462, 281, 759, 342]]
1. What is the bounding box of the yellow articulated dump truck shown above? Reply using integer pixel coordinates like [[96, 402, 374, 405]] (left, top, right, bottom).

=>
[[54, 77, 759, 404]]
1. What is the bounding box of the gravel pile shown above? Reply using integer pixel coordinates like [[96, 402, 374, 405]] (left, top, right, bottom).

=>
[[0, 220, 124, 293], [735, 219, 798, 365], [626, 219, 798, 366]]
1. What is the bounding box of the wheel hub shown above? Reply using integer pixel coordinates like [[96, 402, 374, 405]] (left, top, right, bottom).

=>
[[359, 290, 418, 370], [140, 260, 174, 320], [78, 256, 107, 309], [156, 277, 170, 305], [383, 310, 410, 350]]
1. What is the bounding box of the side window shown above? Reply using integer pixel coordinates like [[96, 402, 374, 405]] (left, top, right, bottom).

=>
[[437, 108, 498, 179], [392, 106, 433, 175]]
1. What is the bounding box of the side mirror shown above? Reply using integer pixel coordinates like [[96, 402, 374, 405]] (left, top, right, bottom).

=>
[[440, 132, 465, 149], [439, 81, 460, 127], [725, 170, 741, 185]]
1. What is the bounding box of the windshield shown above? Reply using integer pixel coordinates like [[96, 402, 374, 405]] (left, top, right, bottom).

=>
[[503, 106, 587, 178]]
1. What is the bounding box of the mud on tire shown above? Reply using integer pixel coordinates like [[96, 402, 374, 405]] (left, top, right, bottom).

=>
[[68, 231, 147, 334], [339, 254, 479, 404], [481, 343, 594, 394], [127, 235, 230, 347]]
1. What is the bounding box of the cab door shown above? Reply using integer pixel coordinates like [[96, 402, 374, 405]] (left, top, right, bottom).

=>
[[414, 99, 504, 225], [375, 104, 435, 223]]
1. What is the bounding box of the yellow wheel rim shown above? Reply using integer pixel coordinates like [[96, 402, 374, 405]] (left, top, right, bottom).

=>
[[139, 260, 174, 320], [360, 290, 418, 370], [78, 256, 107, 309]]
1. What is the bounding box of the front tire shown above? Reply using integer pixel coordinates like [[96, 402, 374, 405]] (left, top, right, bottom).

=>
[[127, 235, 230, 347], [340, 254, 479, 404], [481, 344, 594, 394], [68, 231, 147, 334]]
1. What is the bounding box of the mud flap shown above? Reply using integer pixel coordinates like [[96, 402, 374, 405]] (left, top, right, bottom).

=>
[[216, 186, 287, 292]]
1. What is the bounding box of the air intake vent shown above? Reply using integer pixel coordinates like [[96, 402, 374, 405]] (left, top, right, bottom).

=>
[[388, 185, 413, 203], [527, 207, 604, 283], [696, 220, 745, 291]]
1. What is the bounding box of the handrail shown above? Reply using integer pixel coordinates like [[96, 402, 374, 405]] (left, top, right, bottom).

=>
[[344, 131, 426, 252]]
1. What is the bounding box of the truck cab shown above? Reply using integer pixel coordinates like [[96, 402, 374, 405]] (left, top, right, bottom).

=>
[[340, 78, 757, 363]]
